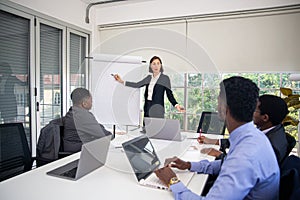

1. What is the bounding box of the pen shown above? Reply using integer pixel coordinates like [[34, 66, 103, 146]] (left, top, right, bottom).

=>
[[199, 128, 202, 138], [198, 128, 202, 143]]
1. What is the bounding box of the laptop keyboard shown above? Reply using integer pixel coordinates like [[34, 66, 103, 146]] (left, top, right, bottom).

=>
[[147, 173, 165, 185], [140, 173, 169, 190], [60, 167, 78, 178]]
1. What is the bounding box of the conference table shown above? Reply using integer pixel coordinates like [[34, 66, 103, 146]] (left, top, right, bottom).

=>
[[0, 131, 222, 200]]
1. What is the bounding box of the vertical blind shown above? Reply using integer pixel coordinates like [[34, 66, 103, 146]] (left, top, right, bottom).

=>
[[0, 10, 31, 147], [70, 33, 86, 91], [39, 23, 62, 127]]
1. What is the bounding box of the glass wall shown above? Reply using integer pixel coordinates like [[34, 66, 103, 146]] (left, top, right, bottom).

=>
[[0, 10, 31, 147], [166, 72, 300, 143], [39, 23, 63, 127], [0, 5, 90, 154], [69, 32, 88, 106]]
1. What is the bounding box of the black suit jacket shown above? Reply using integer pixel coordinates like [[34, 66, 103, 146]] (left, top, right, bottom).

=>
[[216, 124, 289, 164], [125, 73, 178, 114], [266, 124, 289, 164]]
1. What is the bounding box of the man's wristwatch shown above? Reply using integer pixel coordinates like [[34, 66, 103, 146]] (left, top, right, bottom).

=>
[[168, 177, 180, 187]]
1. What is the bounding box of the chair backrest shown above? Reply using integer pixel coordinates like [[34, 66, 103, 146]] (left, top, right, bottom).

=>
[[0, 122, 32, 182], [57, 125, 72, 159], [36, 118, 72, 167], [280, 155, 300, 200], [36, 118, 62, 167], [197, 111, 226, 135]]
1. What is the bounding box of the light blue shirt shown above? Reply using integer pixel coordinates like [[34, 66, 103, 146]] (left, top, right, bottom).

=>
[[170, 122, 280, 200]]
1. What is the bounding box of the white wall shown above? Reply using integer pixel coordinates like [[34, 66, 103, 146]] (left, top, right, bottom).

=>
[[96, 11, 300, 73], [93, 0, 300, 73], [7, 0, 93, 31], [5, 0, 300, 72], [95, 0, 300, 25]]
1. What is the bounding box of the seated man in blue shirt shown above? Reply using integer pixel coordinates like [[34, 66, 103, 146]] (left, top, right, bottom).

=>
[[200, 94, 290, 164], [155, 76, 280, 200]]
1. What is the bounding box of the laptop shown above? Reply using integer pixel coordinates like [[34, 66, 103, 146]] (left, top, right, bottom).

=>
[[144, 117, 185, 141], [196, 111, 226, 135], [122, 135, 195, 191], [46, 135, 111, 181]]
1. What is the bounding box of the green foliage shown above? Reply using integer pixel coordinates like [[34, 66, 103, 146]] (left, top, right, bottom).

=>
[[165, 72, 300, 137], [285, 110, 299, 139], [188, 73, 202, 87], [280, 87, 300, 139], [259, 73, 281, 89]]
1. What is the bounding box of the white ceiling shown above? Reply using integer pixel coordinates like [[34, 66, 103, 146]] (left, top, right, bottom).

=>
[[94, 0, 300, 25], [80, 0, 152, 6]]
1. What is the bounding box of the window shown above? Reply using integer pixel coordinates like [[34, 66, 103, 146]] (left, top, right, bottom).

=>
[[165, 72, 300, 145], [0, 10, 31, 147], [39, 23, 63, 126], [1, 4, 90, 155], [68, 31, 88, 105], [54, 92, 61, 105]]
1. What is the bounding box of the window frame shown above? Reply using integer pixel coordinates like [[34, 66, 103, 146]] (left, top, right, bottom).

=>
[[66, 28, 89, 111]]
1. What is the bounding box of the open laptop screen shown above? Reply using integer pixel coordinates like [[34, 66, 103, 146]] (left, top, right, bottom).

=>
[[144, 117, 182, 141], [122, 135, 160, 181], [197, 112, 226, 135], [46, 135, 111, 181]]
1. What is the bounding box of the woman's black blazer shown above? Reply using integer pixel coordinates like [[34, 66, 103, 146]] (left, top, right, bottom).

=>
[[125, 73, 178, 108]]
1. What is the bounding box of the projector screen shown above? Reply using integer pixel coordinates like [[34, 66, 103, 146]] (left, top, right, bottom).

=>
[[90, 54, 144, 126]]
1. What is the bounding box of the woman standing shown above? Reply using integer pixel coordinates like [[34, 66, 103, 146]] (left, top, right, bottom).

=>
[[114, 56, 184, 132]]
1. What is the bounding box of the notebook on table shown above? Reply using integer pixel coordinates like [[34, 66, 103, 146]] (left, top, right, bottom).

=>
[[46, 135, 111, 181], [122, 135, 195, 191], [144, 117, 185, 141]]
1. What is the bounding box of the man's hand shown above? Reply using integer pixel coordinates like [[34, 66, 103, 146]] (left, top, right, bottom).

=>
[[154, 166, 177, 186], [201, 147, 222, 157], [197, 136, 219, 145], [164, 156, 191, 170]]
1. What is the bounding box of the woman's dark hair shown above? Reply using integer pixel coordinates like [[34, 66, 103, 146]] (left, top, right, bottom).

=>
[[219, 76, 259, 122], [149, 56, 164, 73], [259, 94, 289, 125]]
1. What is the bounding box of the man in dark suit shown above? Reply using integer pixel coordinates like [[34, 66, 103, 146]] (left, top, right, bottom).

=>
[[253, 94, 289, 164]]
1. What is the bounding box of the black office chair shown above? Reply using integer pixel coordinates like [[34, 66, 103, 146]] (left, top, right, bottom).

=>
[[36, 118, 72, 167], [197, 111, 226, 135], [280, 155, 300, 200], [0, 123, 34, 182], [58, 125, 72, 159]]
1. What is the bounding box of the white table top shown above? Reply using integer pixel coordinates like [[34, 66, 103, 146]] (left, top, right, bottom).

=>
[[0, 132, 222, 200]]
